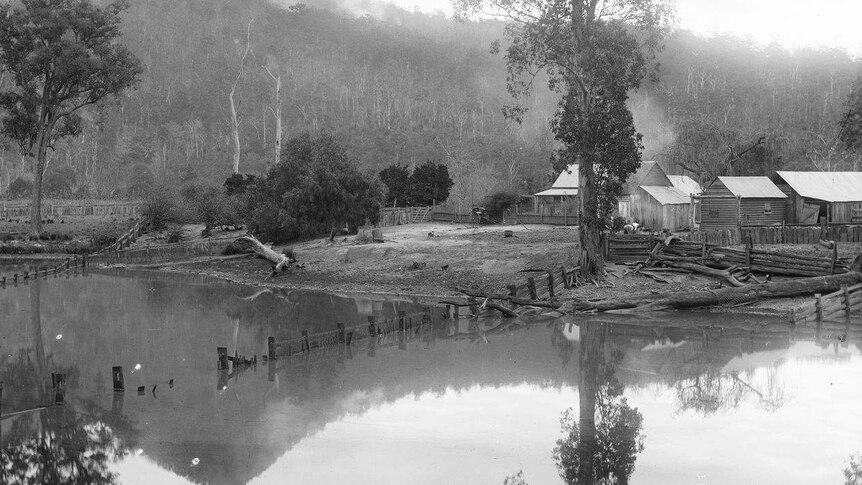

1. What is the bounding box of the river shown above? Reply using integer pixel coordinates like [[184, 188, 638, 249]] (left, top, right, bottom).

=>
[[1, 269, 861, 484]]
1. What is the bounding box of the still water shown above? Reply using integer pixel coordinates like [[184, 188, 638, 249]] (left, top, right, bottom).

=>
[[1, 269, 861, 484]]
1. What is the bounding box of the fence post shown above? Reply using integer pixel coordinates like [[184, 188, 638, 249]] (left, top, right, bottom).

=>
[[268, 337, 276, 360], [843, 285, 851, 317], [560, 266, 570, 288], [527, 277, 537, 300], [815, 293, 823, 321], [547, 271, 555, 298], [302, 330, 310, 352]]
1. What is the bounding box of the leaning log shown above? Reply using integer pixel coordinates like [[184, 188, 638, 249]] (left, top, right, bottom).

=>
[[571, 271, 862, 312], [458, 288, 562, 308], [651, 254, 744, 287], [236, 235, 292, 273]]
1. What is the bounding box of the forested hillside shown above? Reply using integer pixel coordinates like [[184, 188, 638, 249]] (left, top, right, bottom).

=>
[[0, 0, 859, 207]]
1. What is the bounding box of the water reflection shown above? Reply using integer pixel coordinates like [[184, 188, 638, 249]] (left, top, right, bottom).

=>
[[553, 322, 644, 485], [0, 271, 860, 484], [1, 277, 137, 485]]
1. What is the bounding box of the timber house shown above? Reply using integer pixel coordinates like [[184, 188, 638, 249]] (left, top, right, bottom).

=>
[[698, 176, 787, 230]]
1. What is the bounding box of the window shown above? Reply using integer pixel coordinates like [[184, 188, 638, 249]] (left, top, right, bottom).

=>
[[764, 202, 772, 215]]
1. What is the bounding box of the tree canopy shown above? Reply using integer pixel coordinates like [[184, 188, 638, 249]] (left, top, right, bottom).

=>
[[455, 0, 672, 274], [244, 132, 384, 242], [0, 0, 142, 234]]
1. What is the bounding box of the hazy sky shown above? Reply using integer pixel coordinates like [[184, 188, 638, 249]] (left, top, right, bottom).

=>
[[380, 0, 862, 55]]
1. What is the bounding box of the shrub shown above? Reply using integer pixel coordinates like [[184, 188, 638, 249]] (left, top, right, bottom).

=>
[[166, 228, 183, 243], [142, 183, 181, 230], [407, 160, 453, 206], [244, 133, 384, 243], [8, 177, 33, 199], [611, 216, 627, 233], [481, 191, 521, 222]]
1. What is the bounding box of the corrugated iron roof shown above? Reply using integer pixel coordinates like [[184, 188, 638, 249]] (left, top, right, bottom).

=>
[[640, 185, 691, 205], [535, 188, 578, 196], [551, 164, 578, 188], [667, 175, 702, 195], [776, 171, 862, 202], [717, 176, 787, 198]]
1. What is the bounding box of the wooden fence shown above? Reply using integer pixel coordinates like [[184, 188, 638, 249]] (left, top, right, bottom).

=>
[[791, 283, 862, 323], [603, 234, 654, 262], [430, 210, 578, 226], [89, 237, 238, 266], [1, 200, 143, 218], [683, 224, 862, 246], [0, 255, 89, 289], [379, 206, 432, 227]]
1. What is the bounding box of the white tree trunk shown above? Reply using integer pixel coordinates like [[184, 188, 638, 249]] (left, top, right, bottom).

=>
[[237, 234, 292, 273]]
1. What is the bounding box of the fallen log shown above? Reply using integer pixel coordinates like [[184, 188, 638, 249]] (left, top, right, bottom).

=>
[[236, 235, 293, 273], [458, 288, 562, 308], [570, 271, 862, 312], [651, 254, 744, 287]]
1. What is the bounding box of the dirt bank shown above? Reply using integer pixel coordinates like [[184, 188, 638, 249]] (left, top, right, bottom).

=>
[[154, 222, 581, 297]]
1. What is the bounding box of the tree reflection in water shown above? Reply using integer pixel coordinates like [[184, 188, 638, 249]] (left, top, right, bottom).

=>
[[675, 369, 789, 415], [0, 418, 124, 485], [0, 277, 134, 484], [553, 322, 645, 485], [845, 452, 862, 485]]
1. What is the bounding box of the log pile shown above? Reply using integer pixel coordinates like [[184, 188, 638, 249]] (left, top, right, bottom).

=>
[[651, 238, 850, 278]]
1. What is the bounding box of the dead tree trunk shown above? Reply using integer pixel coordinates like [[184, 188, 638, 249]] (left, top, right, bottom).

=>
[[572, 271, 862, 312], [263, 63, 282, 168], [230, 19, 254, 174], [237, 235, 292, 273]]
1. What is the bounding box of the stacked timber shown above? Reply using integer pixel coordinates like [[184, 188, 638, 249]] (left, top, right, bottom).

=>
[[653, 238, 849, 277]]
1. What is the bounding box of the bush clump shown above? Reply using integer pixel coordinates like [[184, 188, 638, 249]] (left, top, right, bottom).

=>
[[244, 132, 384, 243]]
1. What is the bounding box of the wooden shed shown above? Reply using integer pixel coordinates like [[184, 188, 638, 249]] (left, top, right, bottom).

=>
[[775, 171, 862, 224], [618, 161, 673, 221], [699, 176, 786, 230], [637, 185, 692, 232]]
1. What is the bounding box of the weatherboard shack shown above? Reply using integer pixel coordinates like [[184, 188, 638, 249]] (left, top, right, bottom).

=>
[[698, 176, 787, 230]]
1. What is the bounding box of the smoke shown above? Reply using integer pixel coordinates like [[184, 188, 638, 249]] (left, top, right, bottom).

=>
[[267, 0, 388, 18], [628, 92, 676, 162]]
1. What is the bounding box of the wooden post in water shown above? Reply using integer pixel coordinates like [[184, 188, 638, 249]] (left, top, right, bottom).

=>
[[398, 311, 406, 331], [547, 271, 555, 298], [268, 337, 276, 361], [112, 366, 125, 392], [217, 347, 229, 369], [367, 316, 376, 336], [337, 322, 345, 343], [815, 293, 823, 321], [843, 285, 851, 317], [443, 304, 451, 319], [527, 277, 537, 300], [302, 330, 310, 352]]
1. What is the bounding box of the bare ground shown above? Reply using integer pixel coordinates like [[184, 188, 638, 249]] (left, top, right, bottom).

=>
[[164, 222, 581, 297]]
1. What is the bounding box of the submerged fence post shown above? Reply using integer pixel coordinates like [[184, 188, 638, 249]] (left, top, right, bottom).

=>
[[367, 316, 376, 336], [112, 366, 125, 392], [302, 330, 310, 352], [398, 311, 406, 331], [815, 293, 823, 321], [337, 322, 345, 343], [527, 277, 537, 300], [217, 347, 229, 369], [547, 271, 555, 298], [267, 337, 276, 361]]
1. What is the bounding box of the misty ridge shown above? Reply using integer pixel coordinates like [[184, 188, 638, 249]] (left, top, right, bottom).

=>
[[1, 0, 858, 208]]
